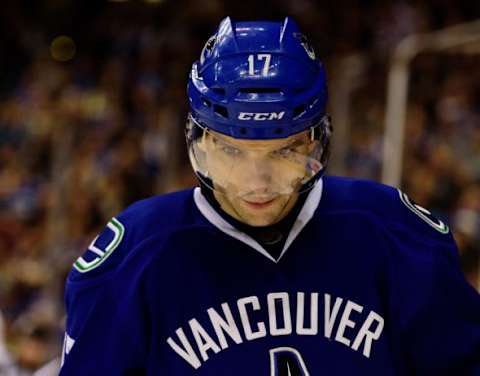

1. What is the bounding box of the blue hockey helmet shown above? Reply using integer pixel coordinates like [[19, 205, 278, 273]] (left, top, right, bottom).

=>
[[186, 17, 332, 197], [187, 17, 329, 140]]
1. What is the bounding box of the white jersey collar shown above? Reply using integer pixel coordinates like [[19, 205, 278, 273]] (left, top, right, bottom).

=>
[[193, 179, 324, 263]]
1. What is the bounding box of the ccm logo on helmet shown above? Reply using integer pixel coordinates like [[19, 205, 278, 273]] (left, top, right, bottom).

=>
[[238, 112, 285, 121]]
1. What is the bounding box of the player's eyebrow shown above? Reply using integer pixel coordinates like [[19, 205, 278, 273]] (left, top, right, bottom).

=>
[[272, 134, 310, 151], [211, 131, 309, 147]]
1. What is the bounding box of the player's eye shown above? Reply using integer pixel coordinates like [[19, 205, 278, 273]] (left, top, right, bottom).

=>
[[221, 145, 242, 156], [272, 146, 295, 158], [211, 137, 241, 156]]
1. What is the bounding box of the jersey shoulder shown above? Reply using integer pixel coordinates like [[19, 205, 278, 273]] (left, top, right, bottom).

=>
[[63, 188, 207, 344], [321, 176, 452, 247], [67, 188, 201, 284]]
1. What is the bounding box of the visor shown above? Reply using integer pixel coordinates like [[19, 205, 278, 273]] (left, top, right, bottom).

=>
[[186, 114, 327, 199]]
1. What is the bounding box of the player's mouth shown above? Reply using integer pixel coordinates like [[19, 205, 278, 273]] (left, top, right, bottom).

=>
[[242, 198, 276, 209]]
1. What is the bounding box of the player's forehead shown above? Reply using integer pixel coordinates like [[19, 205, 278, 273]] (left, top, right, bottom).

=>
[[208, 129, 309, 149]]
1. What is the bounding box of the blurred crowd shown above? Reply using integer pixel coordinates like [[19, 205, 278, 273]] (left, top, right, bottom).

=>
[[0, 0, 479, 373]]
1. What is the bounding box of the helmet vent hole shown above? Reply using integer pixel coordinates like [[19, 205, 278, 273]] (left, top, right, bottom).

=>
[[212, 88, 226, 96], [293, 105, 306, 119], [205, 37, 216, 51], [240, 127, 247, 135], [274, 128, 283, 135], [294, 87, 307, 94], [213, 105, 228, 118]]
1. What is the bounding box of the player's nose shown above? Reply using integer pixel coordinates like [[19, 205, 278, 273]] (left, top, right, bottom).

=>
[[243, 157, 272, 192]]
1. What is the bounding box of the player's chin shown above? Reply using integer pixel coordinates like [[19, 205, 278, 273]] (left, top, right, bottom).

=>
[[238, 200, 283, 226], [242, 216, 279, 227]]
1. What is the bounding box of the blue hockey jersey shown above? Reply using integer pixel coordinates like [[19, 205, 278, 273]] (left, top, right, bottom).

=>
[[60, 176, 480, 375]]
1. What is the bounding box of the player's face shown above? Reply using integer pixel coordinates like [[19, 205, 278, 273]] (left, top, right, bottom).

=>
[[202, 130, 315, 226]]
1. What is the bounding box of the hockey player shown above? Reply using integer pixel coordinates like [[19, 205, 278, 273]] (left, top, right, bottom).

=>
[[60, 17, 480, 375]]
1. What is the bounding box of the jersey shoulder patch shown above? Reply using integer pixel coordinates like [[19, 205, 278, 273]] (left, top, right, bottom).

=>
[[67, 188, 197, 284], [397, 189, 449, 234], [73, 217, 125, 273]]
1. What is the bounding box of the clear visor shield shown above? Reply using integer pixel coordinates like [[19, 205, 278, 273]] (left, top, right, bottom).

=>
[[186, 115, 326, 199]]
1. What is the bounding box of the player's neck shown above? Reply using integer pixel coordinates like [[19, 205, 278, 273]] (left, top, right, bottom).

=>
[[199, 183, 308, 261]]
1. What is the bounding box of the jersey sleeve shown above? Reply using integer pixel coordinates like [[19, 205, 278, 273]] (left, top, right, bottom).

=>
[[61, 213, 149, 374], [404, 238, 480, 375], [60, 261, 150, 375], [60, 190, 194, 374], [63, 216, 128, 349], [380, 189, 480, 375]]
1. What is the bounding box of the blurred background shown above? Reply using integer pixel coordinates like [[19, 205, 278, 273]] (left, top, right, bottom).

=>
[[0, 0, 479, 373]]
